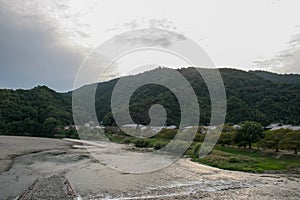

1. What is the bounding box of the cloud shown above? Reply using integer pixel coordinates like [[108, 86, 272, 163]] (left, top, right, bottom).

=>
[[82, 19, 189, 82], [0, 1, 86, 91], [115, 28, 186, 48], [255, 32, 300, 74], [108, 19, 186, 48]]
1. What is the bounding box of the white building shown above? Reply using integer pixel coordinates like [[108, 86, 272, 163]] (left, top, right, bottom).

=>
[[265, 123, 300, 131]]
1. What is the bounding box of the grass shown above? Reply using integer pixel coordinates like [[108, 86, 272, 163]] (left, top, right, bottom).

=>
[[192, 146, 300, 173], [107, 132, 300, 173]]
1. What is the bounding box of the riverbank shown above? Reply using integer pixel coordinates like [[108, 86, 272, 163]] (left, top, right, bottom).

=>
[[0, 136, 299, 199]]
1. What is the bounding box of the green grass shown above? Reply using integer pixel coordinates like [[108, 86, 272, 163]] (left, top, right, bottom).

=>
[[192, 146, 300, 173]]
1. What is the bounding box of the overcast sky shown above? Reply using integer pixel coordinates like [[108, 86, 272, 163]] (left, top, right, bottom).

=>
[[1, 0, 300, 91]]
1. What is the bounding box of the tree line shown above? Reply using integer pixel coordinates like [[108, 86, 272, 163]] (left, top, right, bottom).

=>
[[0, 86, 73, 137], [218, 121, 300, 154]]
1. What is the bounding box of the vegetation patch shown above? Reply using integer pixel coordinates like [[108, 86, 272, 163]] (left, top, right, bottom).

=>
[[192, 146, 300, 173]]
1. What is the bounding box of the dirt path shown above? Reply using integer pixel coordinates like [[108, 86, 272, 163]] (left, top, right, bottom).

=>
[[0, 136, 299, 200]]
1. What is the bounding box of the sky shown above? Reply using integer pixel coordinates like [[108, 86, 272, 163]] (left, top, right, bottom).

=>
[[0, 0, 300, 91]]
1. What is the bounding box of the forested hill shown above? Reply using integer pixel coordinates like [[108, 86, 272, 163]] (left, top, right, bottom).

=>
[[93, 68, 300, 127], [0, 86, 73, 136], [250, 70, 300, 85], [1, 68, 300, 136]]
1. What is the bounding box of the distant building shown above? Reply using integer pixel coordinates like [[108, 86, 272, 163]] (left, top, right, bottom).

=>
[[64, 125, 76, 130], [184, 126, 199, 130], [232, 125, 241, 129], [121, 124, 176, 133], [95, 125, 105, 130], [265, 123, 300, 131], [148, 126, 165, 132], [206, 126, 217, 131], [166, 125, 177, 129], [122, 124, 145, 129], [265, 123, 281, 130], [290, 126, 300, 131]]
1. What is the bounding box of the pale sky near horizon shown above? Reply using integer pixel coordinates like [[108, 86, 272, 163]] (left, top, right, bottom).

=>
[[0, 0, 300, 91]]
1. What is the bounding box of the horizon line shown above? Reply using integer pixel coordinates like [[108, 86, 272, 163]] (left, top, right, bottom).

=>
[[1, 66, 299, 93]]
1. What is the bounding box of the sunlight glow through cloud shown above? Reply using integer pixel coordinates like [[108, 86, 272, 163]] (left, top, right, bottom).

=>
[[1, 0, 300, 91]]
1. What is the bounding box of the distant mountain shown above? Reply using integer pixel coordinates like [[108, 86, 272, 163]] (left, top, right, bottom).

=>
[[250, 70, 300, 85], [1, 68, 300, 136], [90, 68, 300, 127]]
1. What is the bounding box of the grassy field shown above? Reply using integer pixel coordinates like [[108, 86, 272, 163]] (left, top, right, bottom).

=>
[[192, 146, 300, 173]]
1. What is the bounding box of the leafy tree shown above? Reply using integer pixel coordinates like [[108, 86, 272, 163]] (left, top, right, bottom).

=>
[[218, 132, 235, 147], [280, 131, 300, 154], [260, 129, 290, 152], [234, 121, 263, 149]]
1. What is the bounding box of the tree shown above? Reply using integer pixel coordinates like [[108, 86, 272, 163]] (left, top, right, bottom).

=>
[[234, 129, 248, 148], [58, 127, 78, 138], [218, 124, 235, 147], [280, 131, 300, 154], [234, 121, 263, 149], [0, 117, 6, 134], [260, 129, 290, 152], [218, 132, 235, 147], [43, 117, 59, 137]]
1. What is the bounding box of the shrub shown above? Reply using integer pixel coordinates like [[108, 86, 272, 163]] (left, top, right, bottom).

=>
[[192, 143, 202, 157], [134, 138, 151, 148], [122, 138, 132, 144], [153, 141, 168, 150], [154, 129, 177, 140]]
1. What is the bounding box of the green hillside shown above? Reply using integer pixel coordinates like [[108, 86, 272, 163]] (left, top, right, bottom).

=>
[[0, 86, 73, 136], [250, 70, 300, 85], [1, 68, 300, 136], [95, 68, 300, 126]]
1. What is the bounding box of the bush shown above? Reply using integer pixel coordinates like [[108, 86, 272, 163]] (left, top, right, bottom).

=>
[[153, 141, 168, 150], [154, 129, 177, 140], [192, 143, 202, 157], [218, 132, 235, 147], [134, 138, 151, 148], [122, 138, 132, 144]]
